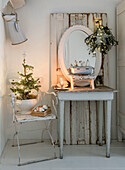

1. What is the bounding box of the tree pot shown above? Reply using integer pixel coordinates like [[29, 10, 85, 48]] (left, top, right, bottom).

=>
[[16, 99, 37, 114]]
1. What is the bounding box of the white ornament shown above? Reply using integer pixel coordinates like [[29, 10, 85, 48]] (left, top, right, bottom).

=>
[[39, 107, 45, 112], [43, 105, 48, 110]]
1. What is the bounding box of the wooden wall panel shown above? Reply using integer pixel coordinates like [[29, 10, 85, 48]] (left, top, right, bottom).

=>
[[71, 101, 77, 144], [50, 13, 108, 145], [50, 13, 69, 87], [64, 101, 70, 144], [77, 101, 85, 145]]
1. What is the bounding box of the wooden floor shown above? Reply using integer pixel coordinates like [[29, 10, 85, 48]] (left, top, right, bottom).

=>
[[0, 140, 125, 170]]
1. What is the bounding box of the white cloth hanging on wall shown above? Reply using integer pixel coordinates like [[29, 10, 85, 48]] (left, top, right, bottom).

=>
[[2, 0, 25, 9]]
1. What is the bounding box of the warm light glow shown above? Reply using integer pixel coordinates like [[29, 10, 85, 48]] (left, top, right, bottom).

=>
[[60, 77, 64, 88]]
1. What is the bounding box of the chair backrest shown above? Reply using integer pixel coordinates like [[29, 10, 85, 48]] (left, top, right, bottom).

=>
[[44, 92, 58, 117], [11, 93, 16, 122], [34, 91, 58, 117]]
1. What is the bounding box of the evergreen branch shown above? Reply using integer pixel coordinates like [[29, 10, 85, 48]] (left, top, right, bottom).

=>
[[22, 64, 34, 70], [85, 24, 118, 55]]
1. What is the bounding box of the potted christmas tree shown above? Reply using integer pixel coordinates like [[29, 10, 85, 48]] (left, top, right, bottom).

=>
[[10, 57, 41, 114]]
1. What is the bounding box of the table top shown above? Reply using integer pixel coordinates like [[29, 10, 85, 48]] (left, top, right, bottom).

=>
[[54, 86, 118, 93]]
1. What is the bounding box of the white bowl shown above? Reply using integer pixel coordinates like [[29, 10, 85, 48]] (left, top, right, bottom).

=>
[[16, 99, 37, 114]]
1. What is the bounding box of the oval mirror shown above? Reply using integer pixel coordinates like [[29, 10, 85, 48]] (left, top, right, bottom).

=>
[[58, 25, 102, 84]]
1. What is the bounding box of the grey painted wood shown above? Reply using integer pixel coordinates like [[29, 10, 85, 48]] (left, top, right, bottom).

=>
[[59, 100, 64, 159], [105, 100, 112, 158], [57, 98, 60, 145], [64, 101, 70, 144], [58, 91, 114, 101], [90, 101, 97, 144], [71, 101, 77, 144], [84, 101, 90, 144], [57, 88, 115, 158], [77, 101, 85, 144], [98, 101, 103, 146]]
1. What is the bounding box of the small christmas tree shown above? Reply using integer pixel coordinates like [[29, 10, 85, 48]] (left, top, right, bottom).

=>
[[10, 57, 41, 100]]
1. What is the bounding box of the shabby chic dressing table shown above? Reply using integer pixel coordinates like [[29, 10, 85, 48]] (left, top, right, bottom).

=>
[[52, 23, 117, 158], [55, 86, 117, 159]]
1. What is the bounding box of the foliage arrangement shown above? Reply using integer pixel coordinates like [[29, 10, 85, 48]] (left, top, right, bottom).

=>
[[10, 59, 41, 100], [85, 23, 118, 55]]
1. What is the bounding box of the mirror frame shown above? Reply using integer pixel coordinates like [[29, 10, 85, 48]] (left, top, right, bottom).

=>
[[58, 25, 102, 82]]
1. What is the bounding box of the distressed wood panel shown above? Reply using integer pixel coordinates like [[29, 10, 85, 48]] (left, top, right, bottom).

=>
[[70, 13, 87, 26], [71, 101, 77, 144], [69, 13, 91, 145], [50, 14, 57, 86], [50, 13, 69, 86], [69, 13, 100, 145], [84, 101, 90, 144], [77, 101, 85, 144], [90, 101, 97, 144], [88, 13, 94, 32], [50, 13, 108, 145], [64, 101, 70, 144]]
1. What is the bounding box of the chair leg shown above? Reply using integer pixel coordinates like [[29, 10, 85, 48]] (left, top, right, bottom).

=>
[[16, 132, 21, 166], [47, 120, 56, 157], [47, 129, 56, 157], [41, 129, 47, 142], [12, 120, 57, 166], [14, 123, 21, 166], [41, 120, 56, 158], [41, 120, 50, 142], [47, 129, 54, 145], [12, 132, 17, 147]]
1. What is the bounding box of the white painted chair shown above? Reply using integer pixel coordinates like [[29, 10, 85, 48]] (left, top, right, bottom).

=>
[[11, 92, 58, 166]]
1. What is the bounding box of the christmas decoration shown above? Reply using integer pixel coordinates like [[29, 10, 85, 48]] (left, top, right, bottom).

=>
[[85, 23, 118, 55], [10, 57, 41, 100]]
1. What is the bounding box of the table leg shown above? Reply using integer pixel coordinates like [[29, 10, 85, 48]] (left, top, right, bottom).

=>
[[59, 100, 64, 159], [105, 100, 112, 158], [57, 100, 60, 147], [98, 101, 103, 146]]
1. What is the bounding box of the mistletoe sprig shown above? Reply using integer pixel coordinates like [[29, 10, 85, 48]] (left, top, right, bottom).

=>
[[10, 59, 41, 100], [85, 24, 118, 55]]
